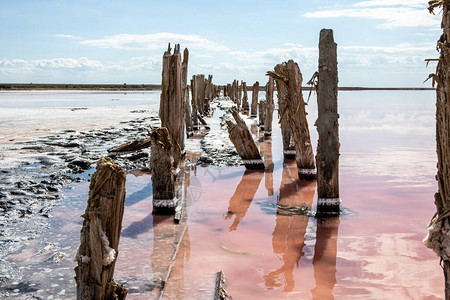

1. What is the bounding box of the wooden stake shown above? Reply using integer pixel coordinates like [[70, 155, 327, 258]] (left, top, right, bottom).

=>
[[185, 87, 194, 136], [190, 78, 199, 130], [259, 100, 266, 129], [214, 271, 230, 300], [264, 77, 275, 137], [242, 81, 249, 112], [251, 81, 259, 117], [226, 109, 265, 169], [180, 48, 189, 151], [74, 157, 127, 300], [316, 29, 340, 215], [271, 72, 295, 158], [268, 60, 316, 180], [159, 44, 184, 167], [424, 3, 450, 299], [149, 127, 176, 214]]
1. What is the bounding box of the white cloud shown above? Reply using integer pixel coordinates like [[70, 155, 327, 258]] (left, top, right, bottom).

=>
[[0, 57, 107, 71], [54, 34, 81, 40], [303, 1, 440, 28], [79, 32, 229, 52], [354, 0, 426, 8]]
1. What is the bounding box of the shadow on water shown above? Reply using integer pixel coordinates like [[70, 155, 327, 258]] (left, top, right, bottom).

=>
[[121, 212, 153, 238], [125, 181, 152, 206]]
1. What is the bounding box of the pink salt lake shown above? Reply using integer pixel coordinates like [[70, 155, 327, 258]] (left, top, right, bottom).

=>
[[1, 90, 442, 299]]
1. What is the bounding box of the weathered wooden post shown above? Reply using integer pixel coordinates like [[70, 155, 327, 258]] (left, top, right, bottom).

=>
[[206, 75, 213, 102], [315, 29, 340, 215], [264, 77, 275, 137], [271, 73, 295, 158], [180, 48, 189, 151], [190, 78, 199, 130], [424, 2, 450, 299], [160, 44, 185, 167], [74, 157, 127, 300], [259, 100, 266, 129], [268, 60, 316, 180], [251, 81, 259, 117], [242, 81, 249, 112], [149, 127, 176, 214], [238, 82, 242, 110], [226, 108, 265, 169], [185, 87, 194, 136], [196, 74, 206, 115]]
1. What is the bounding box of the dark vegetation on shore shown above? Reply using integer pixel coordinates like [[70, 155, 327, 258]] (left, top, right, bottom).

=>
[[0, 83, 435, 91]]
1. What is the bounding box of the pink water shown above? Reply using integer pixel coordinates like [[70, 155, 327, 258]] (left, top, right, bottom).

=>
[[2, 90, 440, 299]]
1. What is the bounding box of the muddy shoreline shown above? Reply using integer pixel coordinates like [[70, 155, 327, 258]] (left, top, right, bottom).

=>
[[0, 98, 246, 298]]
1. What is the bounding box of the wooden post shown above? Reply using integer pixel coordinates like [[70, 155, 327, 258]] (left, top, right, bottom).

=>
[[258, 100, 266, 129], [196, 74, 206, 115], [424, 3, 450, 299], [251, 81, 259, 117], [264, 77, 275, 137], [238, 82, 242, 110], [268, 60, 316, 180], [180, 48, 189, 152], [191, 78, 199, 130], [149, 127, 176, 214], [226, 109, 265, 169], [316, 29, 340, 215], [206, 75, 213, 102], [242, 81, 249, 112], [74, 157, 127, 300], [185, 87, 194, 136], [159, 43, 184, 167], [231, 80, 236, 103]]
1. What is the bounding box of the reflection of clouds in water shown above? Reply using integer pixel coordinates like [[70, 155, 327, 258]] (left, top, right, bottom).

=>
[[342, 147, 436, 186], [336, 233, 440, 299], [340, 111, 433, 135], [186, 175, 202, 207]]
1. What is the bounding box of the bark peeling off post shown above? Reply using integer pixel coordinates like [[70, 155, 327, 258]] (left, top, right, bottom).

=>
[[424, 2, 450, 299], [74, 157, 127, 300], [149, 127, 176, 214], [264, 77, 275, 137], [251, 81, 259, 117], [226, 109, 265, 170], [316, 29, 340, 215], [160, 44, 185, 168], [268, 60, 316, 180], [271, 71, 295, 158]]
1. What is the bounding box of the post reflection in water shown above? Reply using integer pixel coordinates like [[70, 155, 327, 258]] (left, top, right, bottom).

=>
[[312, 217, 340, 300], [225, 169, 264, 231], [260, 136, 274, 196], [264, 160, 316, 292]]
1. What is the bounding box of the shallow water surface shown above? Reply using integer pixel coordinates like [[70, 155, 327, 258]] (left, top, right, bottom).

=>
[[0, 90, 442, 299]]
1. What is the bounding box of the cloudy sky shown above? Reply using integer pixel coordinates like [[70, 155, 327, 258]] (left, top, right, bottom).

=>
[[0, 0, 442, 87]]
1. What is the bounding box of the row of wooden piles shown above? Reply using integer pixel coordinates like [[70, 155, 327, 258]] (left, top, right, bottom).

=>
[[74, 43, 220, 299], [224, 29, 340, 215], [73, 28, 340, 299]]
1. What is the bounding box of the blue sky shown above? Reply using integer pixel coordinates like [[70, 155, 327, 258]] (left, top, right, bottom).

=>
[[0, 0, 442, 87]]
